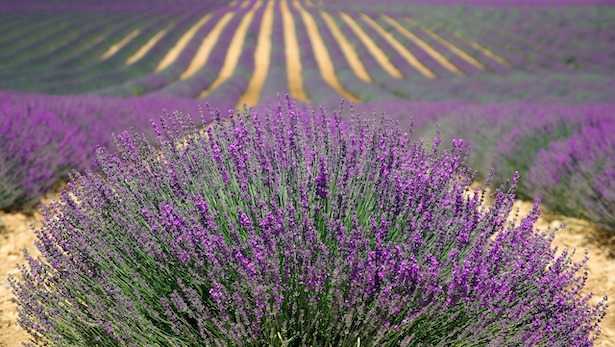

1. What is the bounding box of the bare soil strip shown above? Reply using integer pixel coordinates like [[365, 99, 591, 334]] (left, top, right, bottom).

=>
[[180, 12, 236, 80], [293, 1, 360, 103], [339, 12, 403, 79], [199, 1, 262, 99], [237, 0, 275, 107], [126, 24, 173, 65], [100, 29, 141, 61], [361, 14, 435, 79], [281, 0, 310, 103], [406, 18, 486, 71], [156, 14, 213, 72], [0, 201, 47, 347], [383, 15, 463, 77], [320, 11, 372, 83], [450, 30, 511, 67]]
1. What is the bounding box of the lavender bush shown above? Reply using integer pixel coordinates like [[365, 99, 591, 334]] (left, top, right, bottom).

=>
[[12, 100, 605, 345]]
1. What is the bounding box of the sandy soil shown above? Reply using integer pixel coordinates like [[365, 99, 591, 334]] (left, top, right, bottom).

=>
[[0, 210, 41, 347], [0, 198, 614, 346]]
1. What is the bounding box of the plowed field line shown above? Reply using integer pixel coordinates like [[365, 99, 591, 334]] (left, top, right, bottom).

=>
[[180, 12, 236, 80], [450, 30, 511, 67], [237, 0, 275, 107], [361, 14, 434, 79], [156, 14, 212, 72], [383, 15, 463, 76], [294, 1, 360, 103], [340, 12, 402, 79], [406, 18, 485, 71], [199, 1, 262, 99], [281, 0, 309, 102], [321, 11, 371, 83], [100, 29, 141, 61], [126, 23, 173, 65]]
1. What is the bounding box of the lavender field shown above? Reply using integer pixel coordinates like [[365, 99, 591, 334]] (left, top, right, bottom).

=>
[[1, 0, 615, 346]]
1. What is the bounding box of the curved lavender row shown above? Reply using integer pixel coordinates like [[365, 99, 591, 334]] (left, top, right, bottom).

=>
[[328, 10, 422, 100], [0, 14, 158, 93], [528, 117, 615, 229], [158, 4, 253, 98], [206, 2, 266, 108], [343, 10, 417, 82], [258, 1, 288, 104], [0, 91, 213, 211], [397, 12, 510, 74], [408, 6, 615, 74], [403, 9, 529, 72], [0, 15, 69, 50], [311, 8, 391, 102], [0, 17, 96, 65], [10, 101, 605, 345], [96, 10, 209, 96], [0, 15, 126, 75], [0, 15, 79, 62], [19, 15, 172, 94], [102, 5, 233, 97], [360, 11, 457, 79], [348, 68, 615, 102], [290, 5, 353, 105]]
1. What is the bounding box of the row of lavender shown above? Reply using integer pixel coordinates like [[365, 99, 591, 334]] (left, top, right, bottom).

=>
[[353, 101, 615, 231], [3, 92, 614, 233], [2, 2, 614, 103], [0, 91, 219, 211]]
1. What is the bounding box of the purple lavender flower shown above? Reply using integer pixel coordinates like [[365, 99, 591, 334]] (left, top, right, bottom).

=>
[[11, 99, 605, 345]]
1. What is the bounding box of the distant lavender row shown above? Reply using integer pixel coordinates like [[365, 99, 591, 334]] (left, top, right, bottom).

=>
[[0, 92, 221, 210], [2, 4, 614, 101], [393, 102, 615, 230]]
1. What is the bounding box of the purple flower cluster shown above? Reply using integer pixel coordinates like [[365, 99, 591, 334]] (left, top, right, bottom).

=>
[[0, 91, 212, 210], [11, 99, 605, 345]]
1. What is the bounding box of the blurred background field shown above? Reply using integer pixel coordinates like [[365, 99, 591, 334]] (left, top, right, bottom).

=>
[[1, 0, 615, 346]]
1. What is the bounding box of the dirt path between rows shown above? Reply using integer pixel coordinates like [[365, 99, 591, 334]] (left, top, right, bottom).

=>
[[1, 198, 614, 346]]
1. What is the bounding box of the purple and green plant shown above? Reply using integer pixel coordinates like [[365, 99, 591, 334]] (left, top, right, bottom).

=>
[[11, 100, 605, 345]]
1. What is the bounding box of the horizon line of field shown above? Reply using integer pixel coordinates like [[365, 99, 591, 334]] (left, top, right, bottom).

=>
[[0, 0, 509, 107]]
